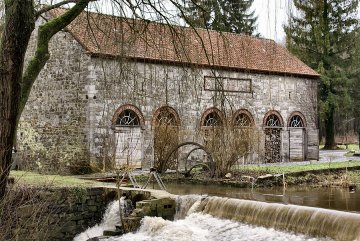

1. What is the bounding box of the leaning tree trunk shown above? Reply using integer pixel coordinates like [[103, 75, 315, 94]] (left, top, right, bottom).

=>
[[324, 105, 336, 149], [0, 0, 34, 198]]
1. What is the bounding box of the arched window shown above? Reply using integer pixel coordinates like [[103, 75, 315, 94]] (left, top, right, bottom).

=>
[[289, 115, 304, 127], [112, 104, 145, 127], [156, 110, 177, 126], [117, 109, 140, 126], [288, 112, 306, 128], [201, 108, 224, 127], [204, 112, 221, 126], [233, 109, 254, 127], [266, 114, 281, 127], [153, 106, 180, 127], [235, 113, 251, 126]]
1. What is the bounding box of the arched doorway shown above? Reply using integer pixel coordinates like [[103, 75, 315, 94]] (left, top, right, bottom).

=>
[[288, 111, 307, 162], [201, 107, 224, 144], [200, 108, 225, 173], [264, 111, 284, 163], [232, 109, 255, 164], [112, 104, 145, 168], [152, 106, 180, 172]]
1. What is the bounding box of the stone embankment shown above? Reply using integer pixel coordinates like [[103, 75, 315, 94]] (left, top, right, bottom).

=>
[[99, 187, 177, 237], [12, 186, 176, 241], [13, 187, 114, 241]]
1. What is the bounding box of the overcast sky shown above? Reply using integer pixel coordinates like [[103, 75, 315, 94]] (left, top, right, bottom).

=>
[[253, 0, 289, 42], [85, 0, 291, 42], [58, 0, 358, 43]]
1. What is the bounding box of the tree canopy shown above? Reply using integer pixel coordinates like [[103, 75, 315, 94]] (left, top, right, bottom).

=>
[[180, 0, 258, 35], [285, 0, 359, 149]]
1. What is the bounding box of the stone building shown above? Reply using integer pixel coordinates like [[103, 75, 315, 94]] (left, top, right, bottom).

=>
[[18, 9, 320, 173]]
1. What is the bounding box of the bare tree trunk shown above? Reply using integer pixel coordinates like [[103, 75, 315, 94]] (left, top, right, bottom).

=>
[[0, 0, 34, 198], [324, 105, 336, 149], [0, 0, 91, 198]]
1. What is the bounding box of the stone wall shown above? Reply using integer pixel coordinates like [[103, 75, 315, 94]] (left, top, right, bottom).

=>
[[19, 19, 92, 173], [87, 58, 319, 166], [13, 187, 113, 241], [19, 17, 319, 173]]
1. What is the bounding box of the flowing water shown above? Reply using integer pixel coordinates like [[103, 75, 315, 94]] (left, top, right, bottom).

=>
[[74, 194, 360, 241], [73, 199, 122, 241], [165, 184, 360, 213]]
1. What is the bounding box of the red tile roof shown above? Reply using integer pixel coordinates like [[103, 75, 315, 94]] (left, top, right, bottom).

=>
[[51, 9, 319, 78]]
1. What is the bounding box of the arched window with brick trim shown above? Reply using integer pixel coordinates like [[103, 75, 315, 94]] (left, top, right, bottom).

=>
[[233, 109, 254, 127], [263, 110, 284, 127], [288, 111, 306, 128], [112, 104, 145, 127], [152, 106, 181, 127], [116, 109, 140, 126], [201, 107, 224, 127]]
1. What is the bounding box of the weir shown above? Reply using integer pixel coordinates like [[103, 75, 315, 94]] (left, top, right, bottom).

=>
[[75, 188, 360, 241], [195, 196, 360, 241]]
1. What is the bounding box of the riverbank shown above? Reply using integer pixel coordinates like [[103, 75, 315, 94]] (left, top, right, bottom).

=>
[[154, 161, 360, 188], [5, 163, 360, 240]]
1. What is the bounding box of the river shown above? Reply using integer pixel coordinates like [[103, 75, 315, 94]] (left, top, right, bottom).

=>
[[74, 185, 360, 241], [165, 184, 360, 213]]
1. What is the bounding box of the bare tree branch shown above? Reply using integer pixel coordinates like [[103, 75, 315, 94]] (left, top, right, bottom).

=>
[[35, 0, 92, 18], [20, 0, 91, 118]]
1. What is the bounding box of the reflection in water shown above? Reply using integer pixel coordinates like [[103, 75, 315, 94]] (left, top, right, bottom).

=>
[[164, 184, 360, 213]]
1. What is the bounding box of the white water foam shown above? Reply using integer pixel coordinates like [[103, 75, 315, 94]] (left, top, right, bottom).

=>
[[174, 195, 203, 220], [74, 195, 336, 241], [105, 213, 331, 241], [73, 200, 121, 241]]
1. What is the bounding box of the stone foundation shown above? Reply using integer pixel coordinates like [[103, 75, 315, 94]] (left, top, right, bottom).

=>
[[12, 187, 114, 241]]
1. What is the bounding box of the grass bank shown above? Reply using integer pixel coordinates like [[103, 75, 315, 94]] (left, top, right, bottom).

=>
[[240, 161, 360, 175], [10, 171, 97, 187], [158, 161, 360, 188]]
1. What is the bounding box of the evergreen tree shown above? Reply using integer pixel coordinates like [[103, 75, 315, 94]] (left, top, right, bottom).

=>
[[349, 29, 360, 134], [180, 0, 257, 35], [284, 0, 359, 149]]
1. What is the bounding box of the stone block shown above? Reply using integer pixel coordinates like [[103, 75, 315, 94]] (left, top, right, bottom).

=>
[[103, 229, 123, 236], [88, 206, 98, 212]]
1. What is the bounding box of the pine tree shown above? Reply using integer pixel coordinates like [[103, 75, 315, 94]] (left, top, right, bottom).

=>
[[284, 0, 359, 149], [180, 0, 257, 35], [349, 29, 360, 136]]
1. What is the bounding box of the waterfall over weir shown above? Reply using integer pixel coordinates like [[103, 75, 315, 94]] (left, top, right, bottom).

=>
[[75, 195, 360, 241], [197, 196, 360, 241]]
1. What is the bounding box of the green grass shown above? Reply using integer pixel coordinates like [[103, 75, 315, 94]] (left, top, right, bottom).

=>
[[320, 144, 359, 150], [10, 171, 97, 187], [337, 144, 359, 150], [241, 161, 360, 174]]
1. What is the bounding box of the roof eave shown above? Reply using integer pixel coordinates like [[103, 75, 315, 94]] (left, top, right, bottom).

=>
[[87, 52, 321, 79]]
